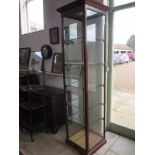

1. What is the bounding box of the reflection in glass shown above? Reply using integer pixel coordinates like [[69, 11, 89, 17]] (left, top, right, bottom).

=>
[[52, 53, 63, 74], [28, 51, 43, 72]]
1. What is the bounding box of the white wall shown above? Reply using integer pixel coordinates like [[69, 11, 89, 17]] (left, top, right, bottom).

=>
[[19, 0, 74, 88]]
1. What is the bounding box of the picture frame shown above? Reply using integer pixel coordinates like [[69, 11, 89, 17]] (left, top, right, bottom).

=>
[[19, 47, 31, 69], [49, 27, 59, 44], [28, 51, 43, 72], [52, 53, 63, 74]]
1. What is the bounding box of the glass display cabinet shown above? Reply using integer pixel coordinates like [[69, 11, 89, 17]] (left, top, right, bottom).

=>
[[57, 0, 109, 154]]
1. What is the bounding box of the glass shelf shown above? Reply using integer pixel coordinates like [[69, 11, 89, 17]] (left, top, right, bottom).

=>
[[68, 111, 84, 125], [88, 63, 104, 66], [65, 75, 83, 80], [67, 99, 82, 108], [67, 93, 81, 101], [66, 88, 83, 100], [89, 117, 104, 126], [65, 63, 83, 79], [96, 38, 105, 42], [89, 102, 104, 110], [67, 98, 104, 110], [65, 63, 104, 66], [64, 37, 104, 42], [89, 105, 104, 124], [65, 81, 103, 89], [67, 105, 83, 116], [65, 62, 84, 65], [88, 83, 104, 87], [67, 110, 104, 127], [65, 84, 83, 89]]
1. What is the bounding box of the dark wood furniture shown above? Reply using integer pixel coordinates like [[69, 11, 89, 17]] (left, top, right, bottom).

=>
[[20, 89, 47, 142], [19, 85, 66, 136], [57, 0, 109, 155], [19, 71, 40, 86], [42, 86, 66, 133]]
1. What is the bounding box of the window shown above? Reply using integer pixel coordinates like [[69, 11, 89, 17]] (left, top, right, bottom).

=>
[[20, 0, 44, 34], [87, 24, 96, 42], [69, 23, 77, 40]]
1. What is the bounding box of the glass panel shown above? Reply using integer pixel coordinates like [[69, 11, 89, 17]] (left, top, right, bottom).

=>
[[114, 0, 135, 6], [64, 17, 83, 65], [86, 9, 105, 150], [63, 9, 86, 149], [89, 105, 104, 124], [112, 8, 135, 130]]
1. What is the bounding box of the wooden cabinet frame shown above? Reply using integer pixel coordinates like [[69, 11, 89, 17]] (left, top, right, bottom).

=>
[[57, 1, 109, 154]]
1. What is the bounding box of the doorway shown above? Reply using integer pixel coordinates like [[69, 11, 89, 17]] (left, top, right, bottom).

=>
[[107, 1, 135, 139]]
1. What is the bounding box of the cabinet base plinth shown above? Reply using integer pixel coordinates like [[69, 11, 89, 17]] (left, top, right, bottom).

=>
[[66, 133, 106, 155]]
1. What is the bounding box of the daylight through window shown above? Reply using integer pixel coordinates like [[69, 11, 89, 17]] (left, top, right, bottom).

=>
[[20, 0, 44, 34]]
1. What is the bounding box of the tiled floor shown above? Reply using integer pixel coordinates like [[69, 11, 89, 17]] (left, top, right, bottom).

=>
[[111, 91, 135, 129], [20, 126, 135, 155]]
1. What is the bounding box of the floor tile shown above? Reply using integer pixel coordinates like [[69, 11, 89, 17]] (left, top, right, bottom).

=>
[[114, 91, 134, 98], [112, 95, 128, 104], [19, 130, 43, 147], [110, 136, 135, 155], [112, 110, 135, 129], [93, 153, 99, 155], [24, 134, 66, 155], [115, 104, 135, 115], [104, 150, 117, 155], [50, 125, 66, 143], [112, 102, 122, 110], [20, 146, 33, 155], [57, 146, 80, 155], [124, 98, 135, 105], [96, 132, 119, 155], [20, 129, 134, 155], [111, 91, 135, 130]]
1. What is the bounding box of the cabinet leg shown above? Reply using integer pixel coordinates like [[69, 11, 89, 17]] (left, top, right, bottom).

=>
[[30, 132, 34, 142], [51, 127, 59, 134]]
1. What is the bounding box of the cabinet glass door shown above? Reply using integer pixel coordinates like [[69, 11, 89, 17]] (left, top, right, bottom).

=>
[[86, 9, 106, 150], [63, 8, 86, 149]]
